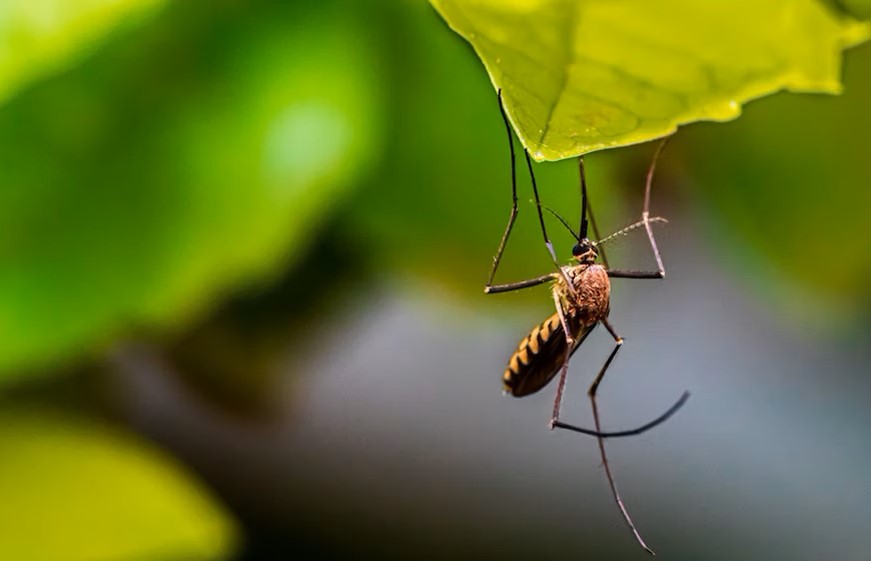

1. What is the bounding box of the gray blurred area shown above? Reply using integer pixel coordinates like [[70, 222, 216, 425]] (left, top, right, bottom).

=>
[[113, 204, 871, 561]]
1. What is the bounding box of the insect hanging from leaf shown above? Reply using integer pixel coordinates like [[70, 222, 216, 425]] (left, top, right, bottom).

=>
[[485, 91, 690, 555]]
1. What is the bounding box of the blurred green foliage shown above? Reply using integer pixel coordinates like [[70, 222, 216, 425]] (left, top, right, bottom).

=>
[[0, 408, 236, 561], [839, 0, 871, 18], [0, 0, 168, 106], [430, 0, 869, 159], [0, 0, 382, 382]]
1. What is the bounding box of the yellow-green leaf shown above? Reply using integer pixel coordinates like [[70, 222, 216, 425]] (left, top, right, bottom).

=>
[[679, 42, 871, 322], [0, 409, 238, 561], [430, 0, 870, 160], [0, 0, 168, 107]]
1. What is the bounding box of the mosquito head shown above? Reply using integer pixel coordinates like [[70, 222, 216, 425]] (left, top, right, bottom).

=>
[[572, 237, 598, 264]]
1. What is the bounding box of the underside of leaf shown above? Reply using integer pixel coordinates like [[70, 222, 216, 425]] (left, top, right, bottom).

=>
[[431, 0, 870, 160]]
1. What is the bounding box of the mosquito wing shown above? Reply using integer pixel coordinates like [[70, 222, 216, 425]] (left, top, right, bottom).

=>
[[503, 312, 595, 397]]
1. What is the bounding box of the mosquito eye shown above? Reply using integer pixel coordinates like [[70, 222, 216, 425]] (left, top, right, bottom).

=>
[[572, 243, 584, 256]]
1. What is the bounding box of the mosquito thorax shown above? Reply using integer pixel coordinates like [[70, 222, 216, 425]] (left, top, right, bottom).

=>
[[571, 238, 599, 264]]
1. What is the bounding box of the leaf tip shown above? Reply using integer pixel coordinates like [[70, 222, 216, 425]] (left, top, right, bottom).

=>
[[841, 20, 871, 49]]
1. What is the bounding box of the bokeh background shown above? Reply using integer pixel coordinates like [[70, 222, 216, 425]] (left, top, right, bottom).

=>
[[0, 1, 869, 560]]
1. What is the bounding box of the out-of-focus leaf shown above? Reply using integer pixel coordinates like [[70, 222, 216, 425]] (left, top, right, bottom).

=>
[[0, 0, 168, 107], [430, 0, 869, 160], [680, 43, 871, 323], [0, 2, 383, 383], [0, 409, 237, 561]]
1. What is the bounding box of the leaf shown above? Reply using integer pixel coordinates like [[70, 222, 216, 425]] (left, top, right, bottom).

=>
[[0, 409, 237, 561], [348, 1, 630, 300], [0, 0, 168, 107], [0, 2, 383, 383], [430, 0, 870, 160], [679, 42, 871, 323]]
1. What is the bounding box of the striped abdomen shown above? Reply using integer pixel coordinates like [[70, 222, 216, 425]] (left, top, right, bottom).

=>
[[502, 312, 593, 397]]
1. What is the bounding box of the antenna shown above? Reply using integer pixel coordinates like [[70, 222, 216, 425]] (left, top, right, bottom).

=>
[[579, 157, 589, 239], [597, 217, 669, 246], [541, 204, 581, 242]]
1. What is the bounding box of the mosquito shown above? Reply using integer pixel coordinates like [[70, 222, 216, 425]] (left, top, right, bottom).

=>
[[485, 92, 689, 554]]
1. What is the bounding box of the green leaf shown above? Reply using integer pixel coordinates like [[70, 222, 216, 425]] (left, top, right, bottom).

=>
[[0, 0, 168, 107], [348, 1, 629, 300], [0, 409, 237, 561], [0, 2, 383, 382], [430, 0, 870, 160], [680, 42, 871, 324]]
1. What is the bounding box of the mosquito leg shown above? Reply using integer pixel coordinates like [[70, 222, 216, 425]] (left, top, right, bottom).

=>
[[590, 357, 655, 555], [525, 150, 576, 296], [549, 291, 576, 429], [586, 320, 654, 554], [485, 91, 520, 291], [606, 137, 672, 280], [550, 315, 688, 436], [602, 315, 620, 341], [639, 137, 669, 276], [546, 322, 686, 439], [586, 196, 609, 269], [486, 90, 575, 295], [589, 318, 623, 401], [549, 324, 598, 429], [578, 157, 609, 268], [485, 273, 557, 295], [553, 392, 689, 438], [607, 269, 663, 279]]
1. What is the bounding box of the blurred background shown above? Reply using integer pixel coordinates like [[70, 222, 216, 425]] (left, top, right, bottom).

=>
[[0, 1, 869, 560]]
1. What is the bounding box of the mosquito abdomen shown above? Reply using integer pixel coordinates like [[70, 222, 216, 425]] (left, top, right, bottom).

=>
[[503, 313, 568, 397]]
